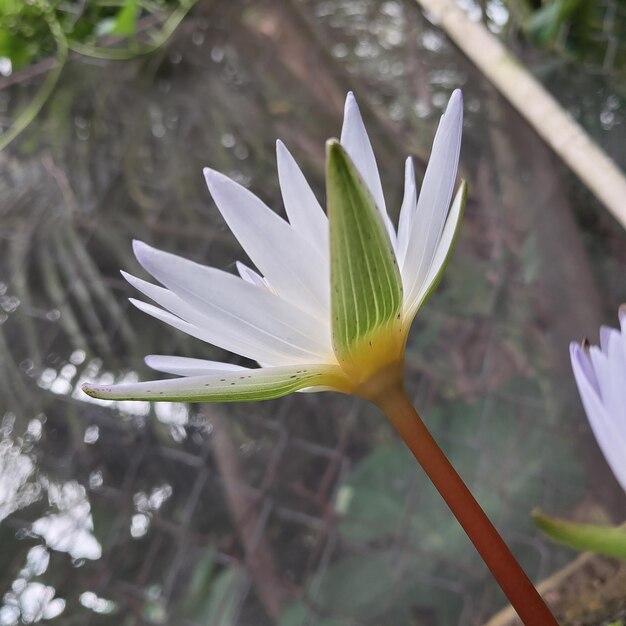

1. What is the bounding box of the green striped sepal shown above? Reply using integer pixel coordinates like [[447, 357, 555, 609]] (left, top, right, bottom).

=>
[[326, 140, 403, 383]]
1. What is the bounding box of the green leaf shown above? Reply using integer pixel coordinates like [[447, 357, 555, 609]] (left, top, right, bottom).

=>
[[326, 140, 402, 363], [336, 444, 415, 543], [278, 602, 345, 626], [191, 565, 244, 625], [336, 442, 469, 554], [112, 0, 139, 36], [533, 510, 626, 559], [175, 550, 217, 617], [525, 0, 584, 46], [313, 552, 401, 620]]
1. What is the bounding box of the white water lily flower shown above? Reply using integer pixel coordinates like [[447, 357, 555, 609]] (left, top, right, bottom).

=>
[[570, 306, 626, 493], [83, 91, 465, 403]]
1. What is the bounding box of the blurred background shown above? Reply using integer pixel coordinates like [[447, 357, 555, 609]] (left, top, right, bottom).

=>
[[1, 0, 626, 624]]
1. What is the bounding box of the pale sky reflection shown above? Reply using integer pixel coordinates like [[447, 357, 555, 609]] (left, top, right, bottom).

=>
[[0, 441, 40, 522], [31, 481, 102, 561]]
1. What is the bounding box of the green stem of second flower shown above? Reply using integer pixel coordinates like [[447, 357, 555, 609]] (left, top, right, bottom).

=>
[[373, 388, 559, 626]]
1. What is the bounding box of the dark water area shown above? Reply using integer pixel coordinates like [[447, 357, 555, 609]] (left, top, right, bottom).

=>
[[1, 1, 626, 624]]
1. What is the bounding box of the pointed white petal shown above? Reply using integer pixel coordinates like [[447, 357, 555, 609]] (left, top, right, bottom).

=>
[[404, 181, 466, 317], [340, 92, 396, 246], [130, 297, 214, 343], [276, 140, 328, 257], [124, 266, 331, 367], [131, 241, 332, 355], [129, 297, 297, 366], [145, 355, 247, 377], [82, 364, 345, 403], [203, 168, 329, 316], [396, 157, 417, 268], [402, 90, 463, 304], [236, 261, 271, 290]]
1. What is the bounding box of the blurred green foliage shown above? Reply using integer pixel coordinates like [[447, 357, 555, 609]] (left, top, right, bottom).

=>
[[173, 550, 246, 625], [279, 393, 586, 625], [525, 0, 592, 48], [0, 0, 197, 150], [524, 0, 626, 75], [0, 0, 185, 70]]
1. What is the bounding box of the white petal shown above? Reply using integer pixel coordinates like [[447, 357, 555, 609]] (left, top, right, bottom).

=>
[[599, 325, 616, 354], [396, 157, 417, 268], [605, 329, 626, 432], [340, 92, 396, 246], [145, 355, 247, 377], [129, 297, 294, 366], [124, 260, 331, 366], [130, 297, 213, 342], [404, 181, 465, 317], [589, 346, 612, 405], [82, 364, 344, 403], [131, 241, 332, 353], [570, 341, 600, 395], [402, 89, 463, 305], [203, 168, 329, 317], [571, 343, 626, 492], [276, 140, 328, 257], [618, 304, 626, 357], [236, 261, 271, 291]]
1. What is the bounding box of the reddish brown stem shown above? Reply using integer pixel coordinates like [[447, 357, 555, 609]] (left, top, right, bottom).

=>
[[374, 390, 559, 626]]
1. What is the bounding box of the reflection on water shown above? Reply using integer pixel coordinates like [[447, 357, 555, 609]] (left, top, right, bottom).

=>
[[131, 484, 173, 538], [79, 590, 116, 615], [1, 581, 65, 625], [1, 0, 626, 624], [0, 544, 65, 625], [32, 481, 102, 561], [0, 436, 38, 523]]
